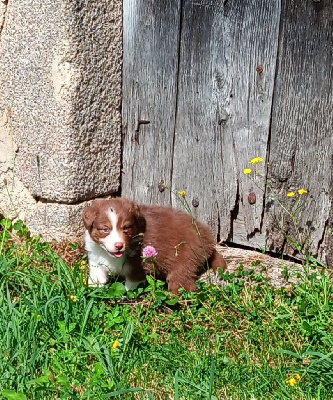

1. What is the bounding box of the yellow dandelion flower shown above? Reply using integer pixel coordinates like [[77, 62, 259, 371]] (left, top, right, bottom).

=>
[[243, 168, 252, 175], [295, 374, 301, 382], [111, 340, 119, 350], [178, 190, 186, 198], [249, 157, 263, 164], [286, 377, 296, 386], [287, 192, 295, 197], [68, 295, 77, 302], [297, 189, 308, 195]]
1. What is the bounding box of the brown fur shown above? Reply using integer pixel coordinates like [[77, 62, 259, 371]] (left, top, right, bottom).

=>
[[82, 197, 226, 293]]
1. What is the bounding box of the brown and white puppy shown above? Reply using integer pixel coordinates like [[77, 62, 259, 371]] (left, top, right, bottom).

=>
[[82, 197, 226, 293]]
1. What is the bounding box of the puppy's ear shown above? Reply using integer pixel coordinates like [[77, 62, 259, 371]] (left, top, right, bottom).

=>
[[82, 204, 97, 230], [131, 203, 140, 220], [137, 216, 146, 233], [130, 202, 146, 233]]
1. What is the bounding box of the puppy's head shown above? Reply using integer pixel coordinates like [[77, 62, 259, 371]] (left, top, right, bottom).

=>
[[82, 198, 145, 258]]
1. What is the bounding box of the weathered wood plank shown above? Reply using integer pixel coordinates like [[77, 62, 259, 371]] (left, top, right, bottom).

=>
[[122, 0, 181, 205], [171, 1, 281, 245], [266, 0, 333, 262], [170, 1, 228, 234]]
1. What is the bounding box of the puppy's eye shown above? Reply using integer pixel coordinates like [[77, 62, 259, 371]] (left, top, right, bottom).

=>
[[101, 227, 110, 233], [123, 225, 131, 232]]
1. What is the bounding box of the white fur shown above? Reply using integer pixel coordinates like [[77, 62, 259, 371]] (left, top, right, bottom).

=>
[[98, 209, 125, 254], [84, 231, 141, 291]]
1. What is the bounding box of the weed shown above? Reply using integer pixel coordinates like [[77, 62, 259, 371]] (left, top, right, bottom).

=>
[[242, 156, 317, 262]]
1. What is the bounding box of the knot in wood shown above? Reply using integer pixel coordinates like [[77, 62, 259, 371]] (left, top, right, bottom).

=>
[[248, 193, 256, 205]]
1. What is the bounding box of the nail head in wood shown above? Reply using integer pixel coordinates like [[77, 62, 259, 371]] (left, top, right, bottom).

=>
[[256, 65, 263, 74], [192, 198, 199, 207]]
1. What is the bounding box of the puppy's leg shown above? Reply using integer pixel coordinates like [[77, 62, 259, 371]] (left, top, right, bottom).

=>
[[88, 263, 109, 286], [208, 249, 227, 273], [125, 267, 146, 291], [166, 270, 198, 294], [124, 279, 142, 291]]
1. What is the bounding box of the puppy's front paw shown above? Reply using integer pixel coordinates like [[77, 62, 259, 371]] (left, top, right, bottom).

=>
[[124, 279, 141, 291], [88, 266, 109, 287]]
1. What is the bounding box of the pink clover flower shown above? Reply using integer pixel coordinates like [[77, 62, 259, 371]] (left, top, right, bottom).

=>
[[142, 245, 158, 259]]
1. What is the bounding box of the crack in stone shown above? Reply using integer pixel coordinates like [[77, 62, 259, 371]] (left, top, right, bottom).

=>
[[0, 0, 8, 39], [31, 192, 117, 206]]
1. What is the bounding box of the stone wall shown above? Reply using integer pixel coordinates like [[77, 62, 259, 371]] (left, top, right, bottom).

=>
[[0, 0, 122, 241]]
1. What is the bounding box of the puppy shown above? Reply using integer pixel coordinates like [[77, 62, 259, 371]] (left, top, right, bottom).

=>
[[82, 197, 226, 293]]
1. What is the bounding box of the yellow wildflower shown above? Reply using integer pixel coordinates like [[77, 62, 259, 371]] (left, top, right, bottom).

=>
[[112, 340, 120, 350], [249, 157, 263, 164], [286, 373, 301, 386], [297, 189, 308, 195], [178, 190, 186, 198], [79, 260, 88, 270], [243, 168, 252, 175], [68, 295, 77, 302], [286, 377, 296, 386], [287, 192, 295, 197]]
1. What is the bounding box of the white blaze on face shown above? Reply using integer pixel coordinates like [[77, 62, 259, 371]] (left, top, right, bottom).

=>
[[99, 208, 124, 255]]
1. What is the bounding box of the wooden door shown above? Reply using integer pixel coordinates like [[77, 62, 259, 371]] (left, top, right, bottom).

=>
[[122, 0, 333, 265]]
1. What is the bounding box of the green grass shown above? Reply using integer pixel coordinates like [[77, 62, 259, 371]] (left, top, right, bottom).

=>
[[0, 221, 333, 399]]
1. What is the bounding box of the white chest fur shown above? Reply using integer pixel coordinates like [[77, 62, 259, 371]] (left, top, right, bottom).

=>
[[84, 231, 140, 290]]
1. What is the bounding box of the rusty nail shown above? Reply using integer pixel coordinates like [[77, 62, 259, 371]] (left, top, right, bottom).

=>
[[138, 119, 150, 125], [256, 65, 263, 74], [218, 118, 228, 125], [248, 193, 256, 205], [192, 198, 199, 207], [135, 119, 150, 144]]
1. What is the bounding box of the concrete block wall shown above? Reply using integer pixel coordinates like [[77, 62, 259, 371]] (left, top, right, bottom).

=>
[[0, 0, 122, 241]]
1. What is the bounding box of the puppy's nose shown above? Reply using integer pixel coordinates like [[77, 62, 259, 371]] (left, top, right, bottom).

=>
[[114, 242, 124, 251]]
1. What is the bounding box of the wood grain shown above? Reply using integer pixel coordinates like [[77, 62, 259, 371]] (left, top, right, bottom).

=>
[[171, 0, 281, 246], [122, 0, 332, 264], [122, 0, 181, 205]]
